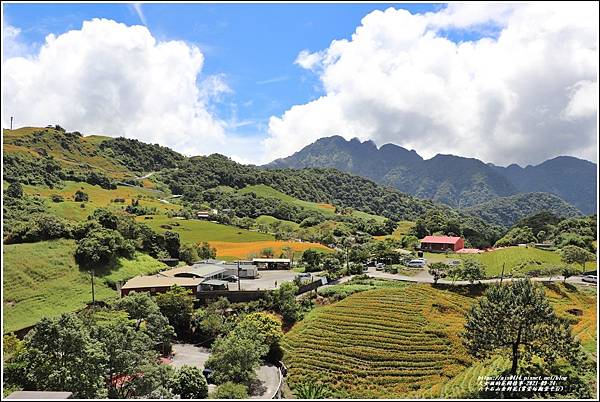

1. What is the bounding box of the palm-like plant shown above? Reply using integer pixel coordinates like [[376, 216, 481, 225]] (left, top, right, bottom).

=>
[[294, 382, 331, 399]]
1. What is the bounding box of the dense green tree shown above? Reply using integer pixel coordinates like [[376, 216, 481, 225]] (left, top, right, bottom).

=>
[[19, 314, 107, 398], [113, 292, 175, 354], [560, 266, 579, 283], [211, 382, 249, 399], [268, 282, 302, 325], [89, 208, 119, 230], [163, 231, 181, 258], [462, 279, 581, 375], [74, 228, 135, 269], [74, 190, 89, 202], [197, 241, 217, 259], [6, 182, 23, 198], [559, 245, 596, 272], [461, 258, 486, 284], [260, 247, 274, 258], [494, 226, 536, 247], [428, 262, 449, 284], [169, 365, 208, 399], [90, 314, 159, 398], [234, 312, 283, 357], [300, 249, 323, 271], [322, 255, 343, 279], [205, 326, 268, 385], [179, 243, 199, 265], [155, 285, 195, 338]]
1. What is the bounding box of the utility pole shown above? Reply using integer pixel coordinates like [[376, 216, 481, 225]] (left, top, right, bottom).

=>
[[10, 116, 13, 130], [237, 260, 241, 291], [90, 269, 96, 306], [500, 263, 505, 283]]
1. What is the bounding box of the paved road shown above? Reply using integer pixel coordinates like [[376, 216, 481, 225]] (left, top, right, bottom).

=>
[[169, 343, 280, 398], [364, 266, 595, 286]]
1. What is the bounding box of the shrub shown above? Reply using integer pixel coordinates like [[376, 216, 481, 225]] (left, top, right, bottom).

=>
[[169, 365, 208, 399], [211, 382, 249, 399], [74, 190, 89, 202], [51, 194, 64, 202]]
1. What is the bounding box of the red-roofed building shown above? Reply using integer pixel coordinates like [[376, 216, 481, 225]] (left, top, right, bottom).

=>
[[420, 236, 464, 252]]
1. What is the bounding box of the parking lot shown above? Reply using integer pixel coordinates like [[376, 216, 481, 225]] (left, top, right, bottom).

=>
[[227, 269, 321, 291]]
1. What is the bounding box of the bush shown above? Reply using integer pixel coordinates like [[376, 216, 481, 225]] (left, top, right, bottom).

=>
[[51, 194, 64, 202], [211, 382, 249, 399], [74, 190, 89, 202], [74, 228, 135, 269], [169, 365, 208, 399], [6, 182, 24, 198]]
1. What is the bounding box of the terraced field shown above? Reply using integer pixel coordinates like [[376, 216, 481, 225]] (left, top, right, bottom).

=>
[[282, 285, 475, 398], [283, 282, 596, 398]]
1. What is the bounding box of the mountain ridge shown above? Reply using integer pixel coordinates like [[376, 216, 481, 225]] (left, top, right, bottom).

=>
[[266, 136, 596, 214]]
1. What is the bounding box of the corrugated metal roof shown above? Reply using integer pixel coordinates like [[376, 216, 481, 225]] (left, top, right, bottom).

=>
[[420, 236, 462, 244], [161, 264, 228, 278], [122, 275, 202, 289]]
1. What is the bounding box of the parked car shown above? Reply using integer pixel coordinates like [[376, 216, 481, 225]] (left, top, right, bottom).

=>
[[223, 275, 238, 282], [362, 265, 369, 272], [375, 263, 385, 271], [582, 275, 597, 284], [202, 368, 214, 384], [406, 259, 426, 268]]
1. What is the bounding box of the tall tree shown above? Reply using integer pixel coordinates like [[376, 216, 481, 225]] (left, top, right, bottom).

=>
[[155, 285, 195, 338], [559, 245, 596, 272], [461, 258, 486, 284], [169, 365, 208, 399], [428, 262, 449, 284], [462, 279, 581, 375], [19, 314, 107, 398]]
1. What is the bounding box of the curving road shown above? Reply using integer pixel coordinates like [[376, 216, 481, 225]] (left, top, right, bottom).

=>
[[363, 266, 595, 286]]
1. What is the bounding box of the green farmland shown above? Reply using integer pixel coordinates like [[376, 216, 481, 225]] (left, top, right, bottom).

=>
[[135, 215, 275, 244], [2, 239, 165, 333]]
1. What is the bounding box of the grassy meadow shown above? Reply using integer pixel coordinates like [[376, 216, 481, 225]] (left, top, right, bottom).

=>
[[23, 181, 180, 221], [2, 239, 165, 333], [136, 215, 275, 244]]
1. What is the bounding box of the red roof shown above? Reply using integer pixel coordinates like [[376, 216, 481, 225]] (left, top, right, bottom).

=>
[[420, 236, 462, 244]]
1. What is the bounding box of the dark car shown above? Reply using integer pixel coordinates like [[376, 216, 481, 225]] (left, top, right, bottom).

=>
[[223, 275, 238, 282], [203, 368, 215, 384]]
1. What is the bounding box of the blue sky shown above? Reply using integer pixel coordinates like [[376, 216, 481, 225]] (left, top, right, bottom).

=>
[[3, 3, 596, 165], [3, 2, 442, 142]]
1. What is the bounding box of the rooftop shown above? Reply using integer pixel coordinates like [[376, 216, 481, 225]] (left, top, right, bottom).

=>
[[121, 275, 202, 290], [6, 391, 73, 399], [420, 236, 462, 244], [161, 263, 229, 278], [252, 258, 291, 263]]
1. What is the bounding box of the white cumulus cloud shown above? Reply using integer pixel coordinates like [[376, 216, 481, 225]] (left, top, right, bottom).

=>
[[265, 3, 598, 166], [2, 18, 232, 157]]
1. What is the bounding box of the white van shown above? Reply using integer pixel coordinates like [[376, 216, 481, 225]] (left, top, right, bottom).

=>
[[406, 259, 426, 268]]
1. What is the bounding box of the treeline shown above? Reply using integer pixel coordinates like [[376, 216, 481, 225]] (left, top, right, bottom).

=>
[[495, 212, 597, 251], [409, 209, 503, 249], [99, 137, 185, 173], [3, 153, 117, 189], [464, 192, 582, 228]]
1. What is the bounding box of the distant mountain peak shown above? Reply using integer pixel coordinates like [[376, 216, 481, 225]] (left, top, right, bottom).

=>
[[265, 135, 596, 214]]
